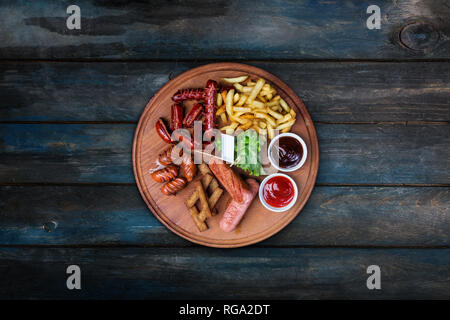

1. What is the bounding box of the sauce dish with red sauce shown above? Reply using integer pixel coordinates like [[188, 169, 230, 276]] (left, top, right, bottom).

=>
[[259, 173, 298, 212]]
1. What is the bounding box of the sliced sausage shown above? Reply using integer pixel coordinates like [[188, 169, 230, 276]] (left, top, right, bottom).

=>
[[219, 179, 259, 232]]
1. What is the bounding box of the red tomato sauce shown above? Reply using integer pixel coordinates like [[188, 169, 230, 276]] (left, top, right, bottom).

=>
[[262, 176, 295, 208]]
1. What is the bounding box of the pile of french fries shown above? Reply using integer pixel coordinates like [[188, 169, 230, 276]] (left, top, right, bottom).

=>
[[215, 75, 296, 140], [185, 163, 223, 231]]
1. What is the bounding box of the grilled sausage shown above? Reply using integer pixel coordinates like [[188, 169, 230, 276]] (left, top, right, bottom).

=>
[[183, 103, 204, 127], [161, 177, 187, 195], [219, 179, 259, 232], [158, 145, 183, 166], [181, 154, 197, 182], [204, 80, 218, 133], [208, 157, 248, 203], [172, 88, 205, 103], [151, 164, 178, 183], [155, 118, 172, 144], [170, 104, 184, 131]]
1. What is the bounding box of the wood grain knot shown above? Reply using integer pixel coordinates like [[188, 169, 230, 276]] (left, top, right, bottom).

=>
[[399, 21, 440, 52], [42, 221, 57, 232]]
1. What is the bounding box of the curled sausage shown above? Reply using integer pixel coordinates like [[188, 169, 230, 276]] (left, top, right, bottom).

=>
[[204, 80, 218, 133], [151, 164, 178, 183], [181, 154, 197, 182], [172, 130, 194, 150], [161, 177, 187, 195], [183, 103, 204, 128], [172, 88, 205, 103], [170, 104, 184, 131], [158, 145, 183, 166], [155, 118, 172, 144]]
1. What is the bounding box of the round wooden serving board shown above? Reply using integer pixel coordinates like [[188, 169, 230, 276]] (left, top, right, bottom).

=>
[[133, 63, 319, 248]]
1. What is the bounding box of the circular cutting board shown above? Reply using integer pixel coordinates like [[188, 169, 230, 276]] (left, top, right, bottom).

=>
[[133, 63, 319, 248]]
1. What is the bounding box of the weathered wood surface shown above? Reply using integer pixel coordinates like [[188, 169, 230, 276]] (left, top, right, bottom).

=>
[[0, 0, 449, 60], [1, 123, 448, 184], [1, 61, 449, 122], [0, 185, 448, 247], [0, 247, 448, 299]]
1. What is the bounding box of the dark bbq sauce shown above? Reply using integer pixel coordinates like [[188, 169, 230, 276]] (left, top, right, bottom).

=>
[[272, 136, 303, 169]]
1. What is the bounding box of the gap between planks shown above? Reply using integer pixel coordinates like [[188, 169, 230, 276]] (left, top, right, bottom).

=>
[[0, 244, 448, 249], [0, 121, 448, 125], [0, 182, 448, 187], [0, 58, 450, 63]]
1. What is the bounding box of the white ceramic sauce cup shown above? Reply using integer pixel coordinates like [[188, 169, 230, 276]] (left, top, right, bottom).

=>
[[268, 133, 308, 172], [259, 173, 298, 212]]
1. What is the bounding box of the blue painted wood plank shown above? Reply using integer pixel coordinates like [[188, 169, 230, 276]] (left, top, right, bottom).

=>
[[0, 124, 134, 183], [0, 123, 448, 184], [0, 247, 448, 299], [0, 185, 448, 246], [1, 61, 449, 122], [0, 0, 448, 60]]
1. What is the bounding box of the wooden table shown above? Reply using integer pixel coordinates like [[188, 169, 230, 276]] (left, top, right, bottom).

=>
[[0, 0, 448, 299]]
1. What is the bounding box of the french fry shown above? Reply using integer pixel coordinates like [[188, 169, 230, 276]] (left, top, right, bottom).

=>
[[255, 112, 277, 127], [266, 100, 280, 107], [233, 83, 244, 92], [240, 86, 253, 93], [276, 119, 295, 130], [247, 78, 265, 104], [220, 121, 239, 132], [267, 123, 275, 140], [236, 94, 248, 106], [239, 121, 253, 130], [257, 95, 267, 103], [229, 113, 248, 124], [233, 92, 240, 103], [241, 114, 255, 120], [223, 75, 248, 83], [225, 89, 235, 117], [248, 100, 265, 109], [208, 188, 223, 210], [197, 164, 223, 213], [277, 113, 292, 124], [274, 105, 283, 112], [198, 163, 211, 176], [259, 121, 267, 129], [220, 112, 227, 124], [216, 106, 225, 116], [272, 95, 281, 101], [201, 173, 213, 190], [188, 206, 208, 232], [267, 108, 283, 120], [226, 128, 235, 135], [185, 191, 199, 208], [217, 91, 223, 107], [290, 109, 296, 118], [221, 90, 227, 103], [208, 179, 220, 194], [233, 106, 252, 113], [256, 127, 267, 135], [196, 181, 211, 218], [279, 98, 290, 112]]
